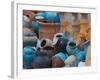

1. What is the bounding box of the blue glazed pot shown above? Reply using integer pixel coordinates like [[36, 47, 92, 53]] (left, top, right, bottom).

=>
[[54, 52, 68, 62], [23, 47, 36, 69], [45, 12, 60, 23], [35, 12, 60, 22], [66, 38, 86, 61], [66, 41, 77, 55], [74, 50, 86, 61]]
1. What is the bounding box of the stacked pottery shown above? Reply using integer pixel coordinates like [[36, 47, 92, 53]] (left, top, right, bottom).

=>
[[33, 49, 51, 68], [23, 27, 38, 47], [23, 47, 36, 69], [52, 52, 68, 67]]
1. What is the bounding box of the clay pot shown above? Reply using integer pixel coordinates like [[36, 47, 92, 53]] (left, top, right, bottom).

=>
[[38, 21, 60, 39], [43, 46, 55, 59], [52, 33, 65, 45], [33, 49, 51, 68], [23, 10, 35, 22], [52, 52, 68, 68], [23, 28, 38, 47], [40, 38, 53, 48], [66, 40, 77, 55], [52, 56, 65, 68], [66, 38, 86, 61], [23, 15, 32, 28], [54, 52, 68, 62], [64, 55, 76, 65], [35, 12, 60, 23], [54, 37, 68, 53], [78, 61, 85, 67], [78, 40, 90, 51], [74, 50, 86, 61], [23, 47, 36, 69], [33, 11, 60, 39]]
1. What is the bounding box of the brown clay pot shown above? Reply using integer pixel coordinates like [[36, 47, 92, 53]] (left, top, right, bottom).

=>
[[23, 10, 36, 22], [38, 21, 60, 40]]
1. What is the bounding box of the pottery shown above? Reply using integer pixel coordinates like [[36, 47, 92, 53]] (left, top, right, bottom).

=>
[[32, 21, 39, 37], [54, 52, 68, 62], [23, 47, 36, 69], [23, 28, 38, 47], [40, 38, 53, 48], [33, 49, 51, 68], [34, 11, 60, 39], [23, 15, 32, 28], [66, 38, 86, 61], [64, 55, 76, 65], [52, 33, 65, 45], [52, 56, 65, 68], [35, 12, 60, 23], [54, 37, 68, 53], [66, 38, 77, 55], [43, 46, 55, 59], [74, 50, 86, 61], [78, 61, 85, 67], [38, 21, 60, 39], [23, 10, 35, 22], [78, 40, 90, 51]]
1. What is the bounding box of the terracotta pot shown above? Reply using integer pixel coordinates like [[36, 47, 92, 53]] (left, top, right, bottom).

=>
[[23, 10, 35, 22], [23, 15, 32, 28], [38, 21, 60, 39], [52, 56, 65, 68]]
